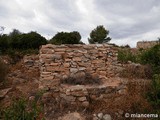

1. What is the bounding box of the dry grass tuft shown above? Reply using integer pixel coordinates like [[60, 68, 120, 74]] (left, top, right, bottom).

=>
[[120, 64, 153, 79], [85, 79, 152, 119], [60, 72, 102, 85]]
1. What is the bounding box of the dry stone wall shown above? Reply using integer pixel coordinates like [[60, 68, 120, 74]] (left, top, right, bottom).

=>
[[39, 44, 119, 89], [59, 82, 127, 107]]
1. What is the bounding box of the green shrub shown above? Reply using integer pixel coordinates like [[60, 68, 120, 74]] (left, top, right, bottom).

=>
[[0, 34, 9, 52], [8, 30, 47, 50], [117, 49, 136, 63], [140, 45, 160, 74], [0, 98, 43, 120], [0, 60, 8, 84], [147, 74, 160, 109], [50, 31, 82, 44]]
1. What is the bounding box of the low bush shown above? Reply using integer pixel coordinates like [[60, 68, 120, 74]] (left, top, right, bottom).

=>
[[0, 60, 8, 84], [147, 74, 160, 114], [140, 44, 160, 74], [120, 64, 153, 79], [61, 72, 101, 85], [117, 49, 136, 63], [4, 48, 39, 64], [0, 98, 43, 120]]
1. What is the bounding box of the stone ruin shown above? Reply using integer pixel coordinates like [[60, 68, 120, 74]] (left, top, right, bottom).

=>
[[39, 44, 127, 107], [137, 41, 159, 49]]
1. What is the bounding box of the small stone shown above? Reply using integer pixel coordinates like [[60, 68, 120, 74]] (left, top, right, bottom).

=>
[[0, 88, 12, 98], [41, 92, 52, 103], [63, 63, 70, 67], [59, 112, 85, 120], [93, 116, 99, 120], [118, 110, 124, 115], [97, 113, 103, 119], [50, 63, 60, 66], [66, 89, 71, 95], [70, 68, 78, 73], [60, 94, 76, 102], [65, 58, 72, 62], [99, 71, 106, 76], [73, 57, 82, 61], [79, 67, 86, 71], [103, 114, 111, 120], [29, 96, 35, 101], [41, 72, 52, 75], [52, 54, 62, 59], [82, 101, 89, 107], [55, 48, 66, 52], [78, 97, 87, 102]]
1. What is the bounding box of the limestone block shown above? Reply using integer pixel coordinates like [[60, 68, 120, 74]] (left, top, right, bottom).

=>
[[46, 66, 54, 72], [82, 101, 89, 107], [42, 76, 54, 80], [65, 58, 72, 62], [50, 63, 60, 66], [60, 94, 76, 102], [78, 97, 87, 102], [73, 57, 82, 61], [71, 90, 88, 97], [52, 54, 62, 59], [79, 67, 86, 71], [54, 48, 66, 52], [41, 72, 52, 75], [74, 53, 83, 57], [70, 68, 78, 73], [63, 63, 70, 67]]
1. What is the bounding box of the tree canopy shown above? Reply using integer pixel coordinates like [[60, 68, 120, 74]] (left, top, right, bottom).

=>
[[88, 25, 111, 44], [0, 29, 47, 51], [50, 31, 82, 44]]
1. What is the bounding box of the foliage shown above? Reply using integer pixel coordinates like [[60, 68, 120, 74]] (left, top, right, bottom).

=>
[[147, 74, 160, 109], [0, 60, 8, 84], [88, 25, 111, 44], [0, 98, 43, 120], [0, 29, 47, 52], [120, 44, 130, 48], [0, 34, 9, 52], [9, 31, 47, 50], [117, 49, 136, 63], [50, 31, 82, 44], [8, 29, 22, 49], [118, 44, 160, 113], [140, 45, 160, 74], [0, 29, 47, 63]]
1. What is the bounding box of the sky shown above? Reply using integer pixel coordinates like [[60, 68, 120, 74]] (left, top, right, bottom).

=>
[[0, 0, 160, 47]]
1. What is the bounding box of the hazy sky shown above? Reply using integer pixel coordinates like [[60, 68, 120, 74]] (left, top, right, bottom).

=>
[[0, 0, 160, 47]]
